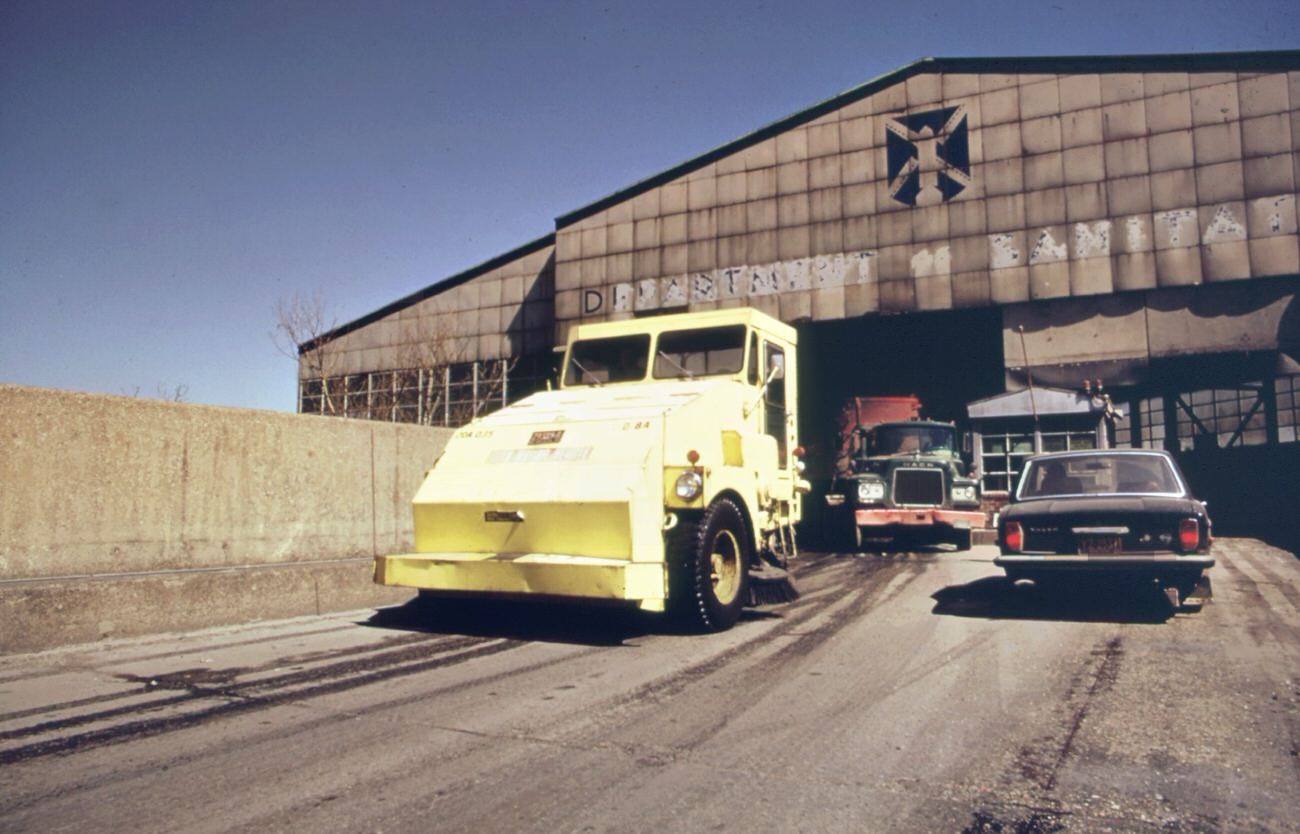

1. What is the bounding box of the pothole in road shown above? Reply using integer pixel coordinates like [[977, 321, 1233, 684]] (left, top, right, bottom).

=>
[[119, 667, 246, 691], [962, 809, 1065, 834]]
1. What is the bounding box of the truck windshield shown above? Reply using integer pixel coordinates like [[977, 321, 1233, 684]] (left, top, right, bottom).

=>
[[870, 425, 957, 456], [563, 334, 651, 386], [652, 325, 746, 379]]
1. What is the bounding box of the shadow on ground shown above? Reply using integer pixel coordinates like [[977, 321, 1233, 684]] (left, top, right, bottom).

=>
[[364, 595, 674, 647], [931, 575, 1178, 624]]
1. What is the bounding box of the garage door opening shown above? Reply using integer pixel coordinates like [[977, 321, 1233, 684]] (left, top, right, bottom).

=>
[[795, 307, 1005, 544]]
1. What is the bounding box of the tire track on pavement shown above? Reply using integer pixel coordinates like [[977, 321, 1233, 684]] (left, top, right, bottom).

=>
[[0, 634, 519, 765], [0, 631, 443, 726], [963, 634, 1125, 832]]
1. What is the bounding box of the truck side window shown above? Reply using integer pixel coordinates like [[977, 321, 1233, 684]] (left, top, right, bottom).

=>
[[764, 342, 787, 462], [747, 332, 759, 385]]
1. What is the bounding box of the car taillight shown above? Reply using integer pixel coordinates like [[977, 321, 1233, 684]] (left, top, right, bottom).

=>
[[1178, 518, 1200, 551], [1004, 521, 1023, 552]]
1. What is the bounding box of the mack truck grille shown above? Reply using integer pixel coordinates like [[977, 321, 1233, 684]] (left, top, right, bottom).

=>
[[893, 468, 944, 506]]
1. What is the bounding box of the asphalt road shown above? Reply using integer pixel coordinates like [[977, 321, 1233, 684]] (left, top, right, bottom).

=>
[[2, 539, 1297, 833]]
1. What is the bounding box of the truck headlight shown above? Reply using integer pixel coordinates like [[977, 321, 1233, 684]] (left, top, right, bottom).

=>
[[951, 485, 977, 503], [675, 471, 703, 501], [857, 480, 885, 502]]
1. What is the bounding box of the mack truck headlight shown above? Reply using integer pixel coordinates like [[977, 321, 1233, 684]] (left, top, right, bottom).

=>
[[675, 471, 703, 501], [951, 484, 978, 503], [857, 480, 885, 502]]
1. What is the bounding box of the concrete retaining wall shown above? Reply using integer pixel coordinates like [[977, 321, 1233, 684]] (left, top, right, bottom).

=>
[[0, 385, 451, 653]]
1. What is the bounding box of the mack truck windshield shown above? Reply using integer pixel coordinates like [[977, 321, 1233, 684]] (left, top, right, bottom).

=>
[[825, 396, 984, 551], [373, 308, 806, 631]]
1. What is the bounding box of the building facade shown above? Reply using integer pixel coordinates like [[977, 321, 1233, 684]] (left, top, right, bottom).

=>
[[300, 51, 1300, 537]]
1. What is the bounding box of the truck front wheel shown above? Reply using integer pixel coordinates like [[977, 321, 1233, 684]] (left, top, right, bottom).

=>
[[669, 498, 751, 632]]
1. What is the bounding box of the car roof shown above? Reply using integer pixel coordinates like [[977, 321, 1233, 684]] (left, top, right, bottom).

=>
[[1023, 449, 1173, 463]]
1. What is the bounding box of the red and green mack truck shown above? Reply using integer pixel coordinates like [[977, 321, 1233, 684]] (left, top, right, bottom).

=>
[[824, 395, 985, 551]]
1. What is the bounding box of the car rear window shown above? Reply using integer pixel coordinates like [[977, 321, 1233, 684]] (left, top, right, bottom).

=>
[[1019, 454, 1180, 498]]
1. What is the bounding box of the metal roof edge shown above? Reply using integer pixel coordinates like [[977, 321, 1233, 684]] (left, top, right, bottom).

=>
[[967, 385, 1081, 406], [299, 232, 556, 354], [554, 57, 934, 229], [554, 49, 1300, 230]]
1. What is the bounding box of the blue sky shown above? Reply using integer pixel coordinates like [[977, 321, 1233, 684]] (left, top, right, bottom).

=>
[[2, 1, 1296, 412]]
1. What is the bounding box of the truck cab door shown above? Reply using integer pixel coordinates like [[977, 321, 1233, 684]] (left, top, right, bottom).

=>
[[763, 341, 802, 505], [763, 342, 788, 464]]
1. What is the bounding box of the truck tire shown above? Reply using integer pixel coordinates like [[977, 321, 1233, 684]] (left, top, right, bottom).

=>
[[953, 527, 973, 552], [668, 498, 751, 632]]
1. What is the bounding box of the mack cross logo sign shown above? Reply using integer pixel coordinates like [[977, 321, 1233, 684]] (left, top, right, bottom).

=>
[[885, 106, 971, 207]]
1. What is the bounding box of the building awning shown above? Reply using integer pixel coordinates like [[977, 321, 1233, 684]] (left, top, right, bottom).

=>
[[967, 386, 1104, 420]]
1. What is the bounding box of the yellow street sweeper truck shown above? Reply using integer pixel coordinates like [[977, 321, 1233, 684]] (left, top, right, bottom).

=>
[[373, 307, 806, 630]]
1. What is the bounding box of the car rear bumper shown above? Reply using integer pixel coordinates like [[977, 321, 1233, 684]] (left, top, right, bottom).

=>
[[994, 553, 1215, 572], [856, 508, 985, 528]]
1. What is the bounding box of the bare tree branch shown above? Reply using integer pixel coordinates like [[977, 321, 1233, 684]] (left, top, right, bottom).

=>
[[271, 291, 339, 414], [271, 291, 520, 425], [156, 383, 189, 402]]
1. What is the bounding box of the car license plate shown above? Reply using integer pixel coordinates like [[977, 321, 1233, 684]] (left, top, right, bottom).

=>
[[1078, 535, 1123, 555]]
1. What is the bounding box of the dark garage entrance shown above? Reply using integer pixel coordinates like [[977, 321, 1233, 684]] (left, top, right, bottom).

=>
[[797, 306, 1005, 439], [794, 306, 1005, 543]]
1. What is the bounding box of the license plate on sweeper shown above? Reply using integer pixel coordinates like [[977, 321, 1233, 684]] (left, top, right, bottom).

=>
[[1077, 535, 1123, 555]]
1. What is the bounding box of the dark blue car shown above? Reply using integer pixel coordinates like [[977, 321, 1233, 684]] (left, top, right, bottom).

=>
[[995, 449, 1214, 610]]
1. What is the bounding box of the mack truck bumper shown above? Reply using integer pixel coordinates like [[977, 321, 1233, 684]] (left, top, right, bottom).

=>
[[855, 508, 986, 529], [374, 552, 667, 611]]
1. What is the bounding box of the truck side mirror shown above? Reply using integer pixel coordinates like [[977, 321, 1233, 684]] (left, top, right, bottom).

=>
[[766, 353, 785, 381], [744, 353, 785, 418]]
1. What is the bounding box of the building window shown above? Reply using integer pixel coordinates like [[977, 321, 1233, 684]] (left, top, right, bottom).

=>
[[297, 352, 554, 429], [1173, 385, 1266, 449], [343, 374, 370, 419], [1275, 375, 1300, 443], [299, 378, 325, 415], [394, 370, 420, 423], [1116, 397, 1165, 449], [980, 432, 1034, 493], [1039, 430, 1098, 453]]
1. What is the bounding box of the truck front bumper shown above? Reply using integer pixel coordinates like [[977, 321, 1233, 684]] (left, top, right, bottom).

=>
[[855, 508, 986, 529], [374, 552, 667, 611]]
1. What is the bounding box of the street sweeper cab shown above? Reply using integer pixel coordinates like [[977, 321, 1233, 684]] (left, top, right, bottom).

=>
[[373, 307, 806, 630]]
